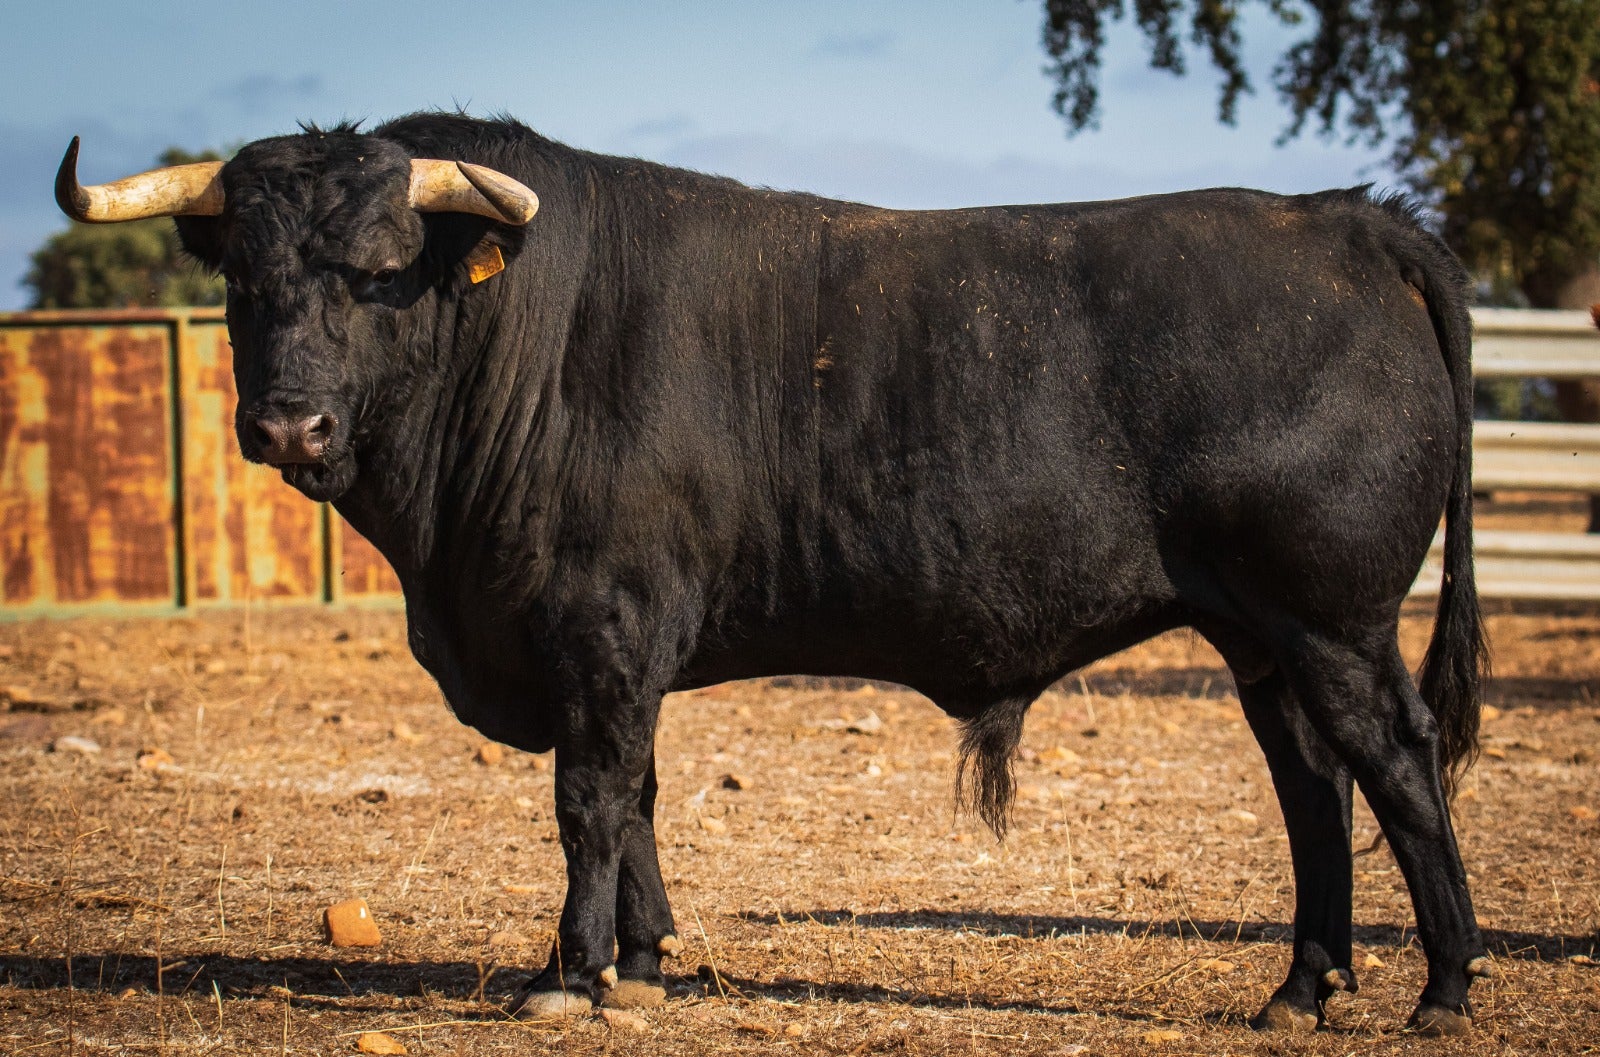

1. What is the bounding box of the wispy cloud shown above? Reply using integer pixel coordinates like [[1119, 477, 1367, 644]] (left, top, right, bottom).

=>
[[212, 73, 323, 114], [809, 31, 895, 60], [622, 114, 700, 141]]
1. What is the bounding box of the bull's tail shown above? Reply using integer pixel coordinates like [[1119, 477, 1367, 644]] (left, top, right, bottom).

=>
[[956, 697, 1029, 838], [1386, 194, 1489, 796]]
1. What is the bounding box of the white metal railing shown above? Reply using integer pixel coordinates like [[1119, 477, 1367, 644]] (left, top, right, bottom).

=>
[[1412, 307, 1600, 600]]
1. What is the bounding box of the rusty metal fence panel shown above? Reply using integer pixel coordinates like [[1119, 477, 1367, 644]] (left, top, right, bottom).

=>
[[0, 309, 399, 618]]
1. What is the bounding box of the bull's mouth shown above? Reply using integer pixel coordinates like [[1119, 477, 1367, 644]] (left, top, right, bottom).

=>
[[280, 454, 357, 502]]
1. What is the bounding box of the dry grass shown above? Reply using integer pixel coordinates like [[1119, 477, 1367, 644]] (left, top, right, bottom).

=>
[[1, 494, 1597, 1054]]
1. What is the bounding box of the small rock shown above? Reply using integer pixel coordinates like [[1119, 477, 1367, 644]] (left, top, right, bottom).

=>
[[355, 1032, 407, 1054], [530, 755, 550, 771], [845, 711, 883, 735], [91, 708, 126, 726], [117, 986, 137, 1000], [488, 930, 530, 948], [504, 883, 539, 895], [137, 747, 176, 773], [1226, 809, 1258, 828], [698, 815, 728, 835], [1363, 953, 1386, 969], [202, 659, 229, 675], [1480, 705, 1502, 723], [391, 722, 424, 745], [599, 1008, 649, 1032], [1, 685, 55, 710], [720, 773, 752, 791], [51, 735, 101, 756], [1198, 958, 1234, 974], [1569, 805, 1597, 821], [1483, 746, 1507, 760], [784, 1023, 805, 1037], [1570, 954, 1596, 967], [736, 1021, 780, 1036], [324, 898, 382, 947], [1142, 1028, 1184, 1044], [475, 742, 505, 766]]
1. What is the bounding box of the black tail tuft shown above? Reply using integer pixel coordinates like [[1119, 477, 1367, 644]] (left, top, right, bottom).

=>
[[955, 698, 1030, 838]]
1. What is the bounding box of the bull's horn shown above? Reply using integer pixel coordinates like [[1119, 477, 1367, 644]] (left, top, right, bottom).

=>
[[56, 137, 224, 223], [409, 159, 539, 224]]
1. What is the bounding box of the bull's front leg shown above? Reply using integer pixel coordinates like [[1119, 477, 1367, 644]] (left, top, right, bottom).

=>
[[512, 689, 663, 1018], [605, 755, 681, 1007]]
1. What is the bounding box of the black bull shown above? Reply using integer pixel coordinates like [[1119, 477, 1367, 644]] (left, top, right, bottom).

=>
[[59, 112, 1491, 1034]]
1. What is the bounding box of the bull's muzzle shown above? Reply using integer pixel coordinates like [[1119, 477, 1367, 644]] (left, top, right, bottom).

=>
[[245, 409, 338, 466]]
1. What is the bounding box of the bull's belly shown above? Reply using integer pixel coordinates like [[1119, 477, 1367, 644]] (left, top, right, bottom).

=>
[[674, 596, 1183, 713]]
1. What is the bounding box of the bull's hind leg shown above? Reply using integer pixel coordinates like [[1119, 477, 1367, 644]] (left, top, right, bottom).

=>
[[1280, 630, 1488, 1036], [604, 755, 678, 1008], [1237, 669, 1357, 1032]]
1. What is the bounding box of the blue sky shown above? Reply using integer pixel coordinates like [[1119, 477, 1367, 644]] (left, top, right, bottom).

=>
[[1, 0, 1391, 310]]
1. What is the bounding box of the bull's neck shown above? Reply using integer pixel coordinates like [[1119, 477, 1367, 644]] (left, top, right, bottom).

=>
[[334, 139, 819, 606]]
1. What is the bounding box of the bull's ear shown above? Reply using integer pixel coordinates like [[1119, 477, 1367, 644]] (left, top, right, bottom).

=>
[[174, 215, 226, 271], [419, 212, 525, 288]]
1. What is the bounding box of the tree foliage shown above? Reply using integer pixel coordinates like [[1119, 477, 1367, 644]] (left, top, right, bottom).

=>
[[23, 147, 227, 310], [1041, 1, 1600, 305]]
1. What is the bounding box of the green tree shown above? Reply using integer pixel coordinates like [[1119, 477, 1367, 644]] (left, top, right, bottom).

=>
[[24, 147, 226, 309], [1040, 0, 1600, 310]]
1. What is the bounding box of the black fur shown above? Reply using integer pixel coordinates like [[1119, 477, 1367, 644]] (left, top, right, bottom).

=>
[[169, 112, 1489, 1028]]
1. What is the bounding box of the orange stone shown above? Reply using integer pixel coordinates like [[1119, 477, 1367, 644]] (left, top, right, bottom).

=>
[[324, 898, 382, 947]]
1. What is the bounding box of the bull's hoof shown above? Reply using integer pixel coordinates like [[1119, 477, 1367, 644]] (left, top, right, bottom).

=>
[[512, 989, 594, 1019], [1250, 1000, 1319, 1033], [1408, 1003, 1472, 1037], [602, 979, 668, 1009]]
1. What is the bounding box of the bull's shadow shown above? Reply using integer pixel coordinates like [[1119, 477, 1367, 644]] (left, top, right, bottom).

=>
[[743, 909, 1598, 964], [3, 914, 1589, 1015], [0, 953, 518, 1014]]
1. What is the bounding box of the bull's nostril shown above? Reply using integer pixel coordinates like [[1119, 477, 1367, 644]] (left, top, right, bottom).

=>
[[250, 416, 286, 455], [304, 414, 334, 443]]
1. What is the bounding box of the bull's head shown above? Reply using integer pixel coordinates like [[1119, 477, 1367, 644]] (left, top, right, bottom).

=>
[[56, 131, 539, 502]]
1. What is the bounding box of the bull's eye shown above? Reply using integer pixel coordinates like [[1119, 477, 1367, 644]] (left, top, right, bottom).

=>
[[220, 268, 240, 292], [372, 268, 399, 287]]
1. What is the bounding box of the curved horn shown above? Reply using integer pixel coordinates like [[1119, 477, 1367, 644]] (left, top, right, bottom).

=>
[[409, 159, 538, 224], [56, 137, 224, 223]]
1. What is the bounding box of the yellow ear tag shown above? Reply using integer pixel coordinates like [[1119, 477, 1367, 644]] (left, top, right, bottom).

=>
[[466, 243, 505, 284]]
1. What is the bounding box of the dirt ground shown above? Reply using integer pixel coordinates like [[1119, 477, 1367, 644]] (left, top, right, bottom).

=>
[[2, 494, 1598, 1055]]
